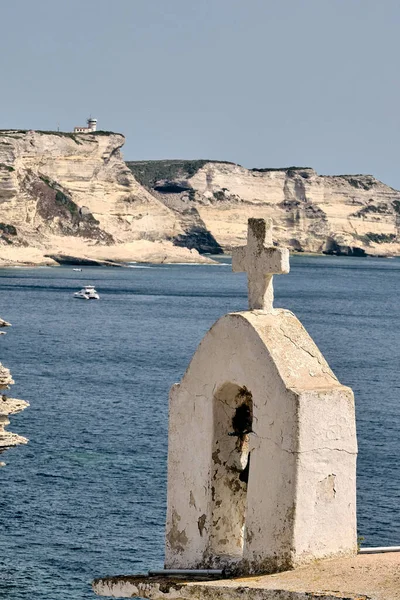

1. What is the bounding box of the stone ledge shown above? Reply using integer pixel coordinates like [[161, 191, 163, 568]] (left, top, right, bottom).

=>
[[92, 552, 400, 599]]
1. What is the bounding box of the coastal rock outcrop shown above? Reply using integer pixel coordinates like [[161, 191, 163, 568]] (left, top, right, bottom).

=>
[[128, 160, 400, 256], [1, 130, 399, 264], [0, 130, 209, 265], [0, 319, 28, 464]]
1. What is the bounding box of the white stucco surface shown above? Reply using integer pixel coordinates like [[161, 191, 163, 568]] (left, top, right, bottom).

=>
[[165, 309, 357, 575]]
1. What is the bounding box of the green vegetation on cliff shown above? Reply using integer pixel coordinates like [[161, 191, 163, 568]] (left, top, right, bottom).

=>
[[361, 232, 396, 244], [0, 223, 17, 235], [0, 130, 119, 146], [393, 200, 400, 214], [250, 166, 311, 173], [126, 159, 236, 188], [0, 163, 14, 172]]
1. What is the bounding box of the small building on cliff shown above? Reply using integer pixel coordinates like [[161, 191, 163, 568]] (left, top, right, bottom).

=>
[[74, 117, 97, 133]]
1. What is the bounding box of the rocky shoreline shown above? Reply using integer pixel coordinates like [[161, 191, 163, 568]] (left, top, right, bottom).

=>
[[0, 240, 218, 268]]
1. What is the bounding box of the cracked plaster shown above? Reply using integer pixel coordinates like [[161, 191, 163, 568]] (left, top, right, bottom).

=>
[[165, 308, 357, 575]]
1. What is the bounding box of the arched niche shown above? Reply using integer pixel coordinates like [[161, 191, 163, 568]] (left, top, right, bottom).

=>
[[209, 383, 253, 559]]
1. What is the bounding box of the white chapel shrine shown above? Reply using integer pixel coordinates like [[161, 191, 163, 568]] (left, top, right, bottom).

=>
[[165, 218, 357, 574], [94, 218, 358, 597]]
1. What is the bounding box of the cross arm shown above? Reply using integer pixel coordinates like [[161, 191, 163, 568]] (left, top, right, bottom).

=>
[[259, 247, 290, 274], [232, 246, 290, 274], [232, 246, 247, 272]]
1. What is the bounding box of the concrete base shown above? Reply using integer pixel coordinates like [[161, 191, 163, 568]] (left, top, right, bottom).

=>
[[93, 552, 400, 599]]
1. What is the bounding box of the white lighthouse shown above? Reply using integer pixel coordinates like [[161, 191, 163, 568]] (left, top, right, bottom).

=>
[[87, 117, 97, 131], [74, 117, 97, 133]]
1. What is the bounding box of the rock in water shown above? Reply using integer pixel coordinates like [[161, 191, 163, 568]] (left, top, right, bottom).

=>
[[0, 320, 28, 462]]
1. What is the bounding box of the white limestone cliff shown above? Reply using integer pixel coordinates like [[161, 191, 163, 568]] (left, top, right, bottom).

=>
[[139, 162, 400, 256], [0, 130, 211, 265], [1, 131, 399, 264]]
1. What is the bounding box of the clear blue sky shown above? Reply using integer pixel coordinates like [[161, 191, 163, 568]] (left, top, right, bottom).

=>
[[1, 0, 400, 187]]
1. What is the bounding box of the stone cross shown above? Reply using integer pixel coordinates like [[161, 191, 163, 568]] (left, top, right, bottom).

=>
[[232, 218, 290, 311]]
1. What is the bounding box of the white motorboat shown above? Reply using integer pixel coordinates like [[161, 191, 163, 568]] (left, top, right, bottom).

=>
[[73, 268, 82, 272], [73, 286, 100, 300]]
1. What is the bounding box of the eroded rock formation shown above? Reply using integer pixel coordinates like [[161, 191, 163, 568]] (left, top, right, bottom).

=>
[[0, 319, 28, 464], [128, 160, 400, 256], [0, 130, 210, 265], [0, 130, 399, 264]]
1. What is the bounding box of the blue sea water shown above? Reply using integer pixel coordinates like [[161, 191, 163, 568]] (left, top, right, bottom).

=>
[[0, 255, 398, 599]]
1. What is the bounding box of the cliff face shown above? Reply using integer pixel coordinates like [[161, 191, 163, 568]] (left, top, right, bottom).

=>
[[128, 160, 400, 256], [1, 131, 399, 264], [0, 131, 208, 265]]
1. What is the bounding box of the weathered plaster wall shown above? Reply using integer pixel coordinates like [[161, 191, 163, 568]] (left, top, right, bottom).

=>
[[165, 310, 357, 575]]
